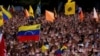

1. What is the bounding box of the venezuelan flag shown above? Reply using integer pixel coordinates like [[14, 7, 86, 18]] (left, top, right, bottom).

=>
[[0, 11, 4, 27], [17, 24, 41, 42], [3, 13, 9, 21], [0, 6, 12, 19]]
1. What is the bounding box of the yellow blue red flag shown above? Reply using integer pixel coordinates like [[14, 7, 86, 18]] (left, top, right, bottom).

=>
[[17, 24, 41, 42], [0, 6, 12, 19], [0, 11, 4, 27]]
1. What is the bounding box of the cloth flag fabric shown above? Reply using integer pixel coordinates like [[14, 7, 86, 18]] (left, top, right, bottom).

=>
[[36, 2, 41, 16], [68, 0, 72, 3], [54, 8, 57, 18], [0, 33, 6, 56], [29, 5, 34, 18], [7, 5, 10, 11], [41, 45, 48, 53], [57, 2, 63, 13], [78, 8, 84, 22], [11, 5, 15, 11], [0, 6, 12, 19], [45, 10, 55, 22], [61, 45, 67, 50], [65, 1, 75, 15], [7, 5, 15, 13], [24, 9, 30, 18], [3, 13, 9, 21], [0, 11, 9, 24], [55, 49, 62, 56], [17, 24, 41, 42], [0, 11, 4, 27], [93, 7, 99, 22]]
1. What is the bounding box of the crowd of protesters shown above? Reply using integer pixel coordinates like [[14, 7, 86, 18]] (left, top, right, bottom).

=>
[[1, 9, 100, 56]]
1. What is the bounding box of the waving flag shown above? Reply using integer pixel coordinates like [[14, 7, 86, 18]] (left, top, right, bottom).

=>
[[61, 45, 67, 50], [54, 8, 57, 18], [17, 24, 41, 42], [29, 5, 34, 18], [0, 11, 4, 27], [11, 5, 15, 11], [3, 13, 9, 21], [0, 33, 6, 56], [36, 2, 41, 16], [0, 6, 12, 19], [41, 45, 48, 53], [7, 5, 10, 11], [93, 7, 99, 22], [55, 49, 62, 56], [45, 10, 55, 22], [57, 2, 63, 13], [78, 8, 84, 22], [24, 9, 30, 18], [65, 0, 75, 15], [7, 5, 15, 13], [68, 0, 72, 3]]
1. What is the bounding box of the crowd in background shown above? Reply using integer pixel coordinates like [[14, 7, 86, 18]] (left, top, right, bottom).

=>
[[1, 10, 100, 56]]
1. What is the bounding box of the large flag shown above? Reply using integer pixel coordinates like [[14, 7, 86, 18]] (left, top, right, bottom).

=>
[[24, 9, 30, 18], [78, 8, 84, 22], [45, 10, 55, 22], [0, 6, 12, 19], [0, 11, 4, 27], [65, 0, 75, 15], [0, 33, 6, 56], [36, 2, 41, 16], [17, 24, 41, 42], [93, 7, 99, 22], [29, 5, 34, 18]]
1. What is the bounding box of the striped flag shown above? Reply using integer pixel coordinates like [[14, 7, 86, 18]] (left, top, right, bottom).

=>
[[0, 6, 12, 19], [78, 8, 84, 22], [17, 24, 41, 42]]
